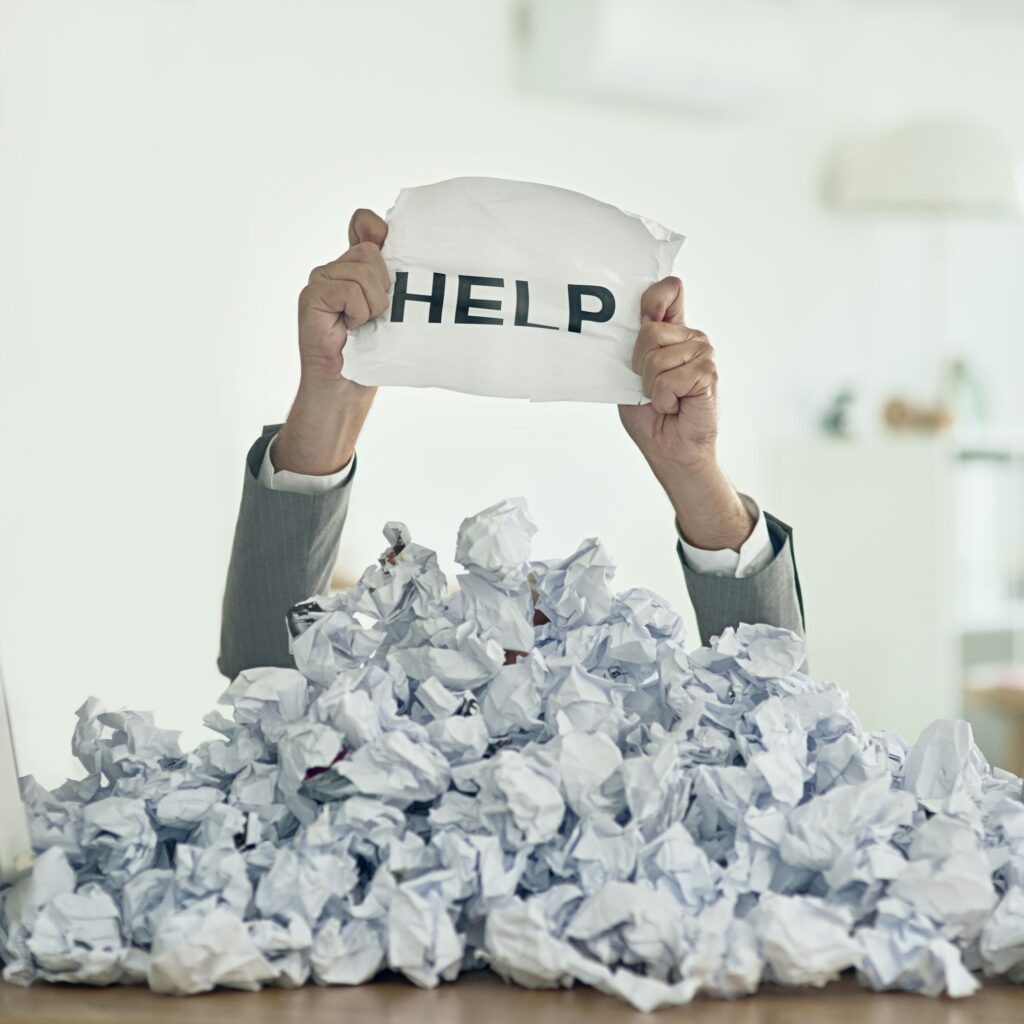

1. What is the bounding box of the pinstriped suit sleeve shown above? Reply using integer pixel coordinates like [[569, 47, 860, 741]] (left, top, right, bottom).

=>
[[218, 425, 354, 679], [680, 512, 806, 647]]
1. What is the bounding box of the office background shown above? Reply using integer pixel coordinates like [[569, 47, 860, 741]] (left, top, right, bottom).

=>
[[1, 0, 1022, 784]]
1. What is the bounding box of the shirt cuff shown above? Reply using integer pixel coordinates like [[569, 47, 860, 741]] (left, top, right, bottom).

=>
[[256, 435, 355, 494], [677, 494, 774, 579]]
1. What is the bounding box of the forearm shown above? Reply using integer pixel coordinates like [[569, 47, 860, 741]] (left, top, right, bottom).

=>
[[648, 455, 754, 553], [273, 379, 374, 475], [219, 209, 385, 677], [679, 513, 806, 651], [620, 275, 804, 647], [648, 456, 805, 648], [218, 428, 355, 679]]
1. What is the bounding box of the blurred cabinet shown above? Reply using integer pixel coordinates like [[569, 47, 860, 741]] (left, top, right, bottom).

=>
[[762, 438, 1024, 765]]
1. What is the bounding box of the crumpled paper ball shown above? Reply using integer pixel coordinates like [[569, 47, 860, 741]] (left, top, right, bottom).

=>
[[2, 497, 1024, 1010]]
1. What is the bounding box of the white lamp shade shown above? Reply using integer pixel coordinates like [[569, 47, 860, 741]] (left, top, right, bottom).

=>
[[827, 120, 1022, 217]]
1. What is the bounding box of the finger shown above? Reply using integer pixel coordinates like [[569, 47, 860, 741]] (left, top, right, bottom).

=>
[[630, 321, 683, 374], [639, 336, 709, 399], [338, 241, 391, 293], [312, 246, 389, 294], [631, 322, 708, 374], [650, 357, 717, 415], [348, 208, 388, 248], [640, 276, 684, 325], [308, 261, 389, 317], [301, 279, 372, 329]]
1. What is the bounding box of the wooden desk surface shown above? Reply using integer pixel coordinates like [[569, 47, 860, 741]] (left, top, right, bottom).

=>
[[1, 971, 1021, 1024]]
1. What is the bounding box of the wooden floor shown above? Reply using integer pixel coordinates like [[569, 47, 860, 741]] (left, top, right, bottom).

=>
[[1, 971, 1022, 1024]]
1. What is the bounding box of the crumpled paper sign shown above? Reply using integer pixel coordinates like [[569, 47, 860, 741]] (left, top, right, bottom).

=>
[[3, 496, 1024, 1010], [342, 177, 684, 404]]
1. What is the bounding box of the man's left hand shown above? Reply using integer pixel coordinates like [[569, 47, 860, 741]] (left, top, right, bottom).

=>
[[619, 277, 755, 553]]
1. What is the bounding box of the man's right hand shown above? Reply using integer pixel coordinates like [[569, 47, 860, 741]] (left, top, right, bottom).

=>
[[273, 209, 390, 476]]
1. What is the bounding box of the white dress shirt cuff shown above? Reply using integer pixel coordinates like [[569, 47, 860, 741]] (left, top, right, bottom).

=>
[[677, 494, 774, 579], [256, 435, 355, 494]]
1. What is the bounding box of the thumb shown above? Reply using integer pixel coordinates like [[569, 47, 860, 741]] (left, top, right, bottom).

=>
[[348, 208, 388, 248], [640, 275, 684, 324]]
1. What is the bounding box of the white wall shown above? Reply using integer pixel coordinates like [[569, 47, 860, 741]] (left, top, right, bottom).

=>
[[2, 0, 1023, 785]]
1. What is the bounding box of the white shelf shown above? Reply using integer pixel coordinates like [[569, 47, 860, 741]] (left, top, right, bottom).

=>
[[763, 435, 1024, 744]]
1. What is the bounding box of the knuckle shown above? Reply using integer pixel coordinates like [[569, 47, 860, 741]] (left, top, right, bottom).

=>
[[691, 329, 713, 354]]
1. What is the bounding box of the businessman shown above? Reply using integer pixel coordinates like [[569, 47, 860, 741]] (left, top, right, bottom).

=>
[[218, 210, 804, 678]]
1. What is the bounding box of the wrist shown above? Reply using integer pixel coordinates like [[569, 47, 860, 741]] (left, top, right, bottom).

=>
[[645, 448, 722, 509], [645, 444, 718, 479]]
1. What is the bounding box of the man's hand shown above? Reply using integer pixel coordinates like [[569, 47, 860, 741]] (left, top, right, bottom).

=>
[[273, 209, 389, 476], [619, 277, 755, 552]]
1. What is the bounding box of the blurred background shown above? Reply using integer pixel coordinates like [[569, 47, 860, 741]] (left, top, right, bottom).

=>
[[2, 0, 1023, 786]]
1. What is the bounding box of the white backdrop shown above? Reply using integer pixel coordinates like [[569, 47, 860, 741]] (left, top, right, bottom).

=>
[[2, 0, 1023, 785]]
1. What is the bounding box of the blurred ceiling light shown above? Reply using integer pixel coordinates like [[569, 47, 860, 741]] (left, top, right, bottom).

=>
[[825, 120, 1022, 218], [516, 0, 800, 115]]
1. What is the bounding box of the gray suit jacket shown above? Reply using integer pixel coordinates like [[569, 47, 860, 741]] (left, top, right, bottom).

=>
[[218, 426, 805, 679]]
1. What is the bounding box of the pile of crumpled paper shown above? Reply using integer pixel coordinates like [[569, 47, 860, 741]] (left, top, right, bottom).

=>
[[2, 498, 1023, 1010]]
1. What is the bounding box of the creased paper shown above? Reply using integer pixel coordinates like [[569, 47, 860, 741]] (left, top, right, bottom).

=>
[[2, 496, 1024, 1010], [343, 177, 684, 403]]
